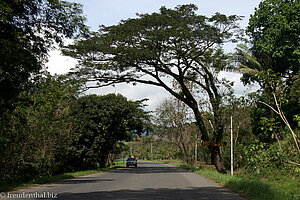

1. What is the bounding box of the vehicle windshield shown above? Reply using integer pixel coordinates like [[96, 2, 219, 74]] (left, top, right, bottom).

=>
[[127, 158, 136, 161]]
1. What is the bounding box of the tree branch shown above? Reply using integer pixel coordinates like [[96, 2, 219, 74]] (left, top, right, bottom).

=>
[[257, 100, 280, 115]]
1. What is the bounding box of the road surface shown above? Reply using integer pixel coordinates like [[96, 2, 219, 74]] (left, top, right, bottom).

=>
[[3, 161, 245, 200]]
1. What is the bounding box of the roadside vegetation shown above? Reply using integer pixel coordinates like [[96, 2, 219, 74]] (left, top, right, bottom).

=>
[[152, 160, 300, 200], [199, 166, 300, 200], [1, 0, 299, 197], [0, 161, 125, 192]]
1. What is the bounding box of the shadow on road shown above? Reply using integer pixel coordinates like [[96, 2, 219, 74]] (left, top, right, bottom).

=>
[[59, 187, 244, 200], [112, 166, 187, 174], [55, 177, 114, 184], [112, 162, 187, 174]]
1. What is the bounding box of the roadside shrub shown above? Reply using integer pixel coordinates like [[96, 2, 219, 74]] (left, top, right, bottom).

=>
[[243, 140, 285, 175]]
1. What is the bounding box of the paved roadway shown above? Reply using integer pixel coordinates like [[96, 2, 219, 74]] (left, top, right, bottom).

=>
[[4, 161, 245, 200]]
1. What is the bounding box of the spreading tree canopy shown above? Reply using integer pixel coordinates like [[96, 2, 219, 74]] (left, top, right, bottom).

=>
[[63, 4, 242, 173]]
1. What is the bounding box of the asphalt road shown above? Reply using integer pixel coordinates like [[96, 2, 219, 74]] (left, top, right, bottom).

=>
[[3, 161, 246, 200]]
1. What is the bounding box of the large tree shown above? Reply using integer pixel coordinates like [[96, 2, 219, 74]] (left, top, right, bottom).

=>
[[0, 0, 86, 107], [236, 0, 299, 130], [67, 94, 150, 169], [235, 0, 300, 165], [236, 0, 300, 133], [63, 4, 242, 173], [245, 0, 299, 79]]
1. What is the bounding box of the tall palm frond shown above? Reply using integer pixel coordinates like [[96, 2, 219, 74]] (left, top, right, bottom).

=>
[[235, 44, 262, 74]]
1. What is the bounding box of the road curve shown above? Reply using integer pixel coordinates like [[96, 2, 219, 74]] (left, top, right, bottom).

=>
[[4, 161, 245, 200]]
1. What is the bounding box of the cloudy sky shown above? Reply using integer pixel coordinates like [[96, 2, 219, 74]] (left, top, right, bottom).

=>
[[47, 0, 261, 111]]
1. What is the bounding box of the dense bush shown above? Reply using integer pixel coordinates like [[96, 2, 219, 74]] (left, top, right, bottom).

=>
[[0, 75, 78, 184], [64, 94, 151, 170]]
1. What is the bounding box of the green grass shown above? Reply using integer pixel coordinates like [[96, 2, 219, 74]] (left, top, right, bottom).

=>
[[196, 169, 299, 200], [258, 172, 300, 198], [0, 161, 125, 192], [152, 160, 300, 200]]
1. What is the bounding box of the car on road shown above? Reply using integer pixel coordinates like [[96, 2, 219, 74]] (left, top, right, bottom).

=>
[[126, 157, 137, 167]]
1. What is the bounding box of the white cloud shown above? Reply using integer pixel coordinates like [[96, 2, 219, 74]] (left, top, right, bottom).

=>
[[219, 71, 259, 96], [86, 81, 172, 112], [46, 49, 77, 75]]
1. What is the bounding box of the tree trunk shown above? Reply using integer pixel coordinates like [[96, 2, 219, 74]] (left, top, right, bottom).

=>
[[99, 156, 106, 168], [107, 154, 112, 167], [192, 108, 209, 141], [192, 107, 227, 173], [210, 146, 227, 174]]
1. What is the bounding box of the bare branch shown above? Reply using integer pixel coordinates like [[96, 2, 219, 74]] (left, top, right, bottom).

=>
[[286, 161, 300, 167], [258, 93, 300, 156], [257, 100, 280, 115]]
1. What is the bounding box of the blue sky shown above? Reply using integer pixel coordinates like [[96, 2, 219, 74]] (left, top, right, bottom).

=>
[[72, 0, 261, 30], [48, 0, 261, 111]]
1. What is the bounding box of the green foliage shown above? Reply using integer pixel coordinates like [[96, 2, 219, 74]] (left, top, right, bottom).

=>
[[0, 78, 150, 184], [288, 72, 300, 127], [237, 0, 300, 149], [295, 115, 300, 127], [225, 178, 300, 200], [243, 140, 285, 175], [65, 94, 151, 170], [247, 0, 300, 75], [155, 160, 300, 200], [0, 161, 125, 192], [64, 4, 241, 91], [219, 95, 256, 170], [0, 0, 86, 106], [0, 74, 80, 184], [290, 73, 300, 104], [128, 136, 180, 161], [259, 117, 281, 140], [250, 96, 279, 142]]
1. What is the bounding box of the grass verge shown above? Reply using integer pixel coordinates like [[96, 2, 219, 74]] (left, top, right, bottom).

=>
[[196, 169, 299, 200], [152, 160, 300, 200], [0, 161, 125, 192]]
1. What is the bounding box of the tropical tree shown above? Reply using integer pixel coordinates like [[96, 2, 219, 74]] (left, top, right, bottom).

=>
[[66, 94, 151, 169], [234, 0, 300, 166], [246, 0, 299, 77], [236, 0, 299, 96], [0, 0, 86, 108], [63, 4, 242, 173]]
